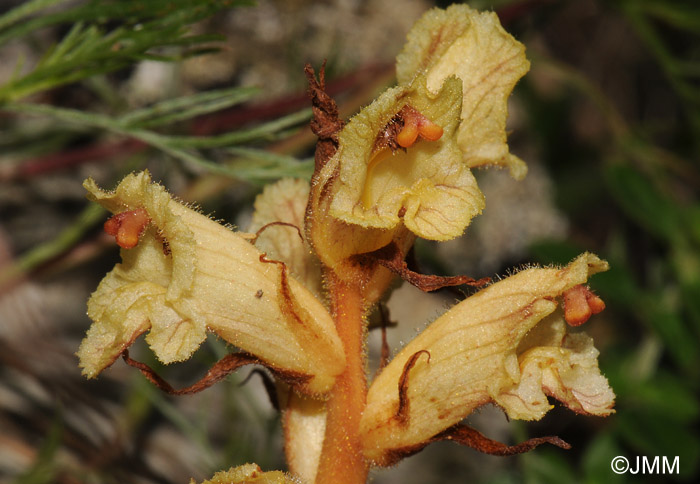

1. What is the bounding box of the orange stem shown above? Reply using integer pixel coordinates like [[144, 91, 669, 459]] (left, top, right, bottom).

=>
[[315, 274, 369, 484]]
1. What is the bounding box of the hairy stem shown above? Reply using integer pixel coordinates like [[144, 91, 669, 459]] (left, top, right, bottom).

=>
[[314, 273, 369, 484]]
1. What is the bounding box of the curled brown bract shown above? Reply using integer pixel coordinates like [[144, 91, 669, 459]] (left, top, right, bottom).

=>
[[372, 424, 570, 467], [376, 304, 393, 372], [252, 221, 305, 245], [394, 350, 431, 426], [353, 242, 489, 292], [122, 350, 262, 395], [122, 350, 311, 396], [436, 424, 571, 456]]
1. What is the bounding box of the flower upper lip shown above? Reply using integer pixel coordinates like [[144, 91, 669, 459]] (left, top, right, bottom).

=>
[[397, 4, 530, 180]]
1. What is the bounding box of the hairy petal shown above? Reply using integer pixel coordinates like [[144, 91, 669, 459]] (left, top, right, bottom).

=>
[[360, 253, 614, 465], [189, 464, 302, 484], [77, 171, 344, 395], [397, 4, 530, 179]]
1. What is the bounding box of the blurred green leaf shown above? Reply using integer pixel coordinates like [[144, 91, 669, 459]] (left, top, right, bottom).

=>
[[616, 411, 700, 478], [586, 265, 639, 308], [167, 108, 312, 148], [582, 434, 628, 484], [0, 0, 64, 34], [681, 282, 700, 336], [640, 0, 700, 32], [642, 301, 698, 370], [2, 102, 312, 183], [604, 163, 683, 243], [529, 240, 583, 266], [624, 372, 699, 423], [223, 147, 314, 183], [683, 206, 700, 246], [620, 0, 700, 132], [521, 448, 579, 484], [0, 202, 106, 288]]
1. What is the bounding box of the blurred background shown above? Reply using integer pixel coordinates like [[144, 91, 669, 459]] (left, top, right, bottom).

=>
[[1, 0, 698, 483]]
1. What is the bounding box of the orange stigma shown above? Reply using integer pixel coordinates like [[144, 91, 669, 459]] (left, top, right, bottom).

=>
[[563, 284, 606, 327], [396, 106, 444, 148], [104, 208, 150, 249]]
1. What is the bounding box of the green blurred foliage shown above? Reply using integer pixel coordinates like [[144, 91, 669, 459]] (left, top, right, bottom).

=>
[[524, 0, 700, 482]]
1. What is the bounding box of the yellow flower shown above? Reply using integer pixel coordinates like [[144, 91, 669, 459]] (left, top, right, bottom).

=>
[[189, 463, 300, 484], [77, 171, 344, 395], [78, 5, 615, 484], [307, 5, 530, 284], [359, 253, 614, 465], [315, 75, 481, 243]]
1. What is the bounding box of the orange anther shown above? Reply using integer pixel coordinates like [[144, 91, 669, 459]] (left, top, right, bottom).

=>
[[395, 106, 443, 148], [396, 122, 419, 148], [563, 284, 605, 327], [418, 120, 443, 141], [104, 208, 150, 249], [586, 292, 606, 314]]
